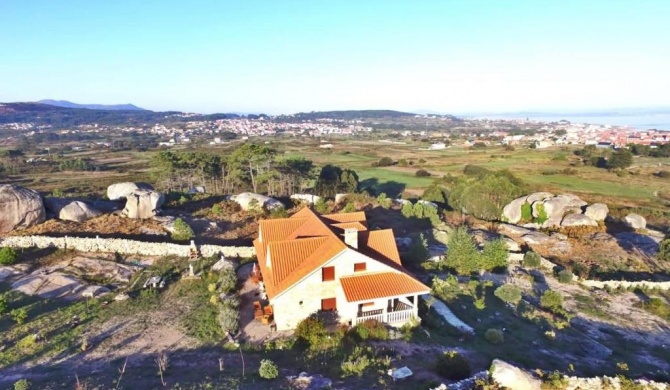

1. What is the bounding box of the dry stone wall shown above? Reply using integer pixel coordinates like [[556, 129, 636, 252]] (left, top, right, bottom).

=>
[[580, 279, 670, 291], [0, 235, 255, 259]]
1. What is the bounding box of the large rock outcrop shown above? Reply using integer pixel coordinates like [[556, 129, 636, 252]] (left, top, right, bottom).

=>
[[107, 182, 154, 201], [490, 359, 541, 390], [624, 213, 646, 230], [45, 198, 101, 223], [584, 203, 609, 222], [0, 184, 46, 232], [123, 189, 164, 219], [502, 192, 603, 228], [230, 192, 284, 211], [561, 213, 597, 227]]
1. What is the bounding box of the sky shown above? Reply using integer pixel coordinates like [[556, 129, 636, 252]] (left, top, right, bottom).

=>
[[1, 0, 670, 114]]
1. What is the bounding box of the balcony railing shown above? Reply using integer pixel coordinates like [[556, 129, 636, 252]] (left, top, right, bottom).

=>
[[355, 307, 414, 325]]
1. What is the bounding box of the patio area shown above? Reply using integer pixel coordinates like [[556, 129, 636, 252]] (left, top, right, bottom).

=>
[[236, 262, 292, 343]]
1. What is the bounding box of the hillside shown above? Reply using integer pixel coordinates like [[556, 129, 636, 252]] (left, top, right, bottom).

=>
[[38, 99, 146, 111]]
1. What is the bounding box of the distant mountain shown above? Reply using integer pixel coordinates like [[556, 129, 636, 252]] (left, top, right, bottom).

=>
[[38, 99, 146, 111], [463, 106, 670, 118], [287, 110, 419, 120]]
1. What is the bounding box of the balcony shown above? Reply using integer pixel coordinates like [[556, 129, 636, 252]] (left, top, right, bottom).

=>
[[355, 301, 415, 325]]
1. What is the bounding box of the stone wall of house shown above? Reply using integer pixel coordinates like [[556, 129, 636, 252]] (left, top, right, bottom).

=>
[[0, 235, 255, 259]]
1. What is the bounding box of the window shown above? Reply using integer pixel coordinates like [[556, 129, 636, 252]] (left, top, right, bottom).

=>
[[322, 266, 335, 281], [354, 262, 366, 272], [321, 298, 337, 311]]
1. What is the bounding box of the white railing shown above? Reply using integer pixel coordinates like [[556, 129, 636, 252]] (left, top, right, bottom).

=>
[[354, 308, 414, 325]]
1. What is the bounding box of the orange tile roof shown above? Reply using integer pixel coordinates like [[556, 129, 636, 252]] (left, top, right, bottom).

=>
[[322, 212, 367, 224], [331, 222, 368, 232], [360, 230, 401, 265], [259, 218, 307, 243], [340, 272, 430, 302]]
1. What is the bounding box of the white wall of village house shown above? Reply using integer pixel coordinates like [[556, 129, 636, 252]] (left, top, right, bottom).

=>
[[271, 247, 404, 330]]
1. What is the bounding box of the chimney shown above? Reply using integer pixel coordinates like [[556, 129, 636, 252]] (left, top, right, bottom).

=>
[[344, 228, 358, 249]]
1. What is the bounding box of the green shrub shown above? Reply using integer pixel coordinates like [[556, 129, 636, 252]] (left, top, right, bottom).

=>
[[295, 316, 328, 350], [401, 202, 414, 218], [479, 239, 509, 272], [0, 247, 18, 265], [11, 308, 28, 324], [171, 218, 195, 241], [269, 208, 288, 219], [218, 297, 240, 335], [218, 268, 238, 293], [540, 290, 564, 312], [341, 346, 373, 377], [258, 359, 279, 379], [211, 203, 223, 215], [658, 238, 670, 262], [342, 203, 356, 213], [13, 379, 30, 390], [484, 328, 504, 344], [494, 284, 522, 305], [376, 193, 392, 208], [353, 319, 389, 341], [523, 251, 541, 268], [520, 202, 532, 221], [534, 203, 548, 224], [642, 297, 670, 321], [415, 169, 431, 177], [314, 198, 329, 214], [0, 295, 7, 314], [435, 350, 471, 380], [557, 269, 574, 284]]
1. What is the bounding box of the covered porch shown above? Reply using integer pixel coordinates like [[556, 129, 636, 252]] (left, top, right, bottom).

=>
[[352, 295, 418, 326]]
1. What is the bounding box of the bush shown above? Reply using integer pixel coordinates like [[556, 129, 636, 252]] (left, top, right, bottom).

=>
[[523, 251, 541, 268], [0, 247, 18, 265], [341, 202, 356, 213], [218, 268, 238, 293], [171, 218, 195, 241], [376, 193, 392, 208], [557, 269, 574, 284], [353, 319, 389, 341], [494, 284, 522, 305], [0, 295, 7, 314], [211, 203, 223, 215], [314, 198, 329, 214], [401, 202, 414, 218], [11, 308, 28, 324], [415, 169, 431, 177], [520, 202, 532, 222], [484, 328, 504, 344], [534, 203, 548, 224], [375, 157, 394, 167], [658, 238, 670, 262], [218, 297, 240, 335], [13, 379, 30, 390], [341, 346, 373, 377], [479, 239, 508, 272], [258, 359, 279, 379], [540, 290, 564, 312], [435, 350, 471, 380], [294, 316, 328, 350]]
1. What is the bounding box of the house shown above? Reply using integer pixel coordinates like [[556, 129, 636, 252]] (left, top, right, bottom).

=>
[[253, 207, 430, 331]]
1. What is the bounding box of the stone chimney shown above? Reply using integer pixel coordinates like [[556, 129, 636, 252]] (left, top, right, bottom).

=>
[[344, 228, 358, 249]]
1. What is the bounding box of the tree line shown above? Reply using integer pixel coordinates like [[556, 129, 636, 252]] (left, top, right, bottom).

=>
[[150, 144, 359, 197]]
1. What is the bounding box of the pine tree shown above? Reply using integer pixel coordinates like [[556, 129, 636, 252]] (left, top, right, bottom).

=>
[[443, 227, 478, 275]]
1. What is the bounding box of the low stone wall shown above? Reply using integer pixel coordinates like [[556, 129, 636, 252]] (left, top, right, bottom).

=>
[[580, 279, 670, 291], [0, 235, 255, 259]]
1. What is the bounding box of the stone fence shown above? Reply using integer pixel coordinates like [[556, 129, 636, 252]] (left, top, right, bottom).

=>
[[580, 279, 670, 291], [0, 235, 255, 259]]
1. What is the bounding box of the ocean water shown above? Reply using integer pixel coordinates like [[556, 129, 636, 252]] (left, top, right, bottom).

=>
[[481, 114, 670, 131]]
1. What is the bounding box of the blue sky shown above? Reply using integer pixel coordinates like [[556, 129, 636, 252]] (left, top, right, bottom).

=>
[[1, 0, 669, 114]]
